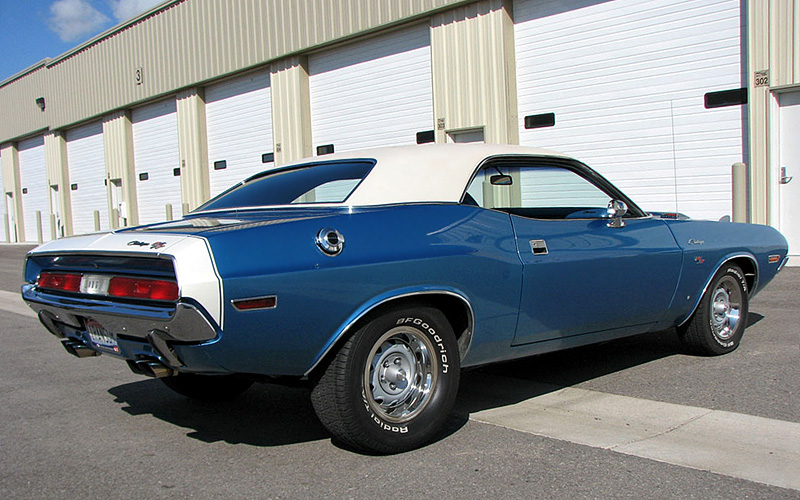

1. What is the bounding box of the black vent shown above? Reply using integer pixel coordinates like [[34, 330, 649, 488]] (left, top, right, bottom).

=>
[[416, 130, 435, 144], [524, 113, 556, 129], [173, 168, 181, 176], [213, 160, 227, 170], [139, 173, 149, 181], [317, 144, 334, 156], [705, 88, 747, 109], [262, 152, 275, 163]]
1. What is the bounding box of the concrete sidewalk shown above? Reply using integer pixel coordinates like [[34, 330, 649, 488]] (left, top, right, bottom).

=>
[[467, 373, 800, 491]]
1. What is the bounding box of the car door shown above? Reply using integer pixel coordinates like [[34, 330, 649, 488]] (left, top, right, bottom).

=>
[[464, 157, 682, 346]]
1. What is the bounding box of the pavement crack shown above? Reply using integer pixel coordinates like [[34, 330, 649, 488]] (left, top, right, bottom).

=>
[[608, 408, 715, 451]]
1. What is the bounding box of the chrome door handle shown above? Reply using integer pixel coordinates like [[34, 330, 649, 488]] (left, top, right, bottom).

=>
[[781, 166, 793, 184], [530, 239, 548, 255]]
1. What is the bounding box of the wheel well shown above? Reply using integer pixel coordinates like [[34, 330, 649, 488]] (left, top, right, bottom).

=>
[[729, 256, 757, 294], [306, 292, 473, 380]]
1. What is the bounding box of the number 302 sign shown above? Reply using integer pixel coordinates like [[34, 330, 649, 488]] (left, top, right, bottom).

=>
[[754, 70, 769, 88]]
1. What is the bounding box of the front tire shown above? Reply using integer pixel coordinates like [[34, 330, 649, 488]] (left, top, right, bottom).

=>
[[161, 373, 254, 401], [678, 264, 749, 356], [310, 306, 460, 454]]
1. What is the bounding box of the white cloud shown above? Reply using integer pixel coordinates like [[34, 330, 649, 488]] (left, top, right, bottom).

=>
[[48, 0, 110, 42], [108, 0, 163, 22]]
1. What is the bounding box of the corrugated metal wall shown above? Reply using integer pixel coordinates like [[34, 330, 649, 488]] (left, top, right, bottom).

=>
[[0, 63, 50, 144], [0, 0, 471, 143], [431, 0, 517, 144], [747, 0, 800, 225], [270, 57, 313, 165]]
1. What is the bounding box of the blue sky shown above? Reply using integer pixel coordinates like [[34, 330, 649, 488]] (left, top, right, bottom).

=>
[[0, 0, 162, 82]]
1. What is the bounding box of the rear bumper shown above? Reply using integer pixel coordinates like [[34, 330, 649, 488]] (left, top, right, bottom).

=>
[[21, 284, 218, 343]]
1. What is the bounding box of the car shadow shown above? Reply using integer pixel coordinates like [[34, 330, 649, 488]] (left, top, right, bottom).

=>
[[108, 379, 329, 447], [107, 317, 765, 452], [109, 377, 469, 451], [454, 327, 688, 416], [747, 312, 764, 327]]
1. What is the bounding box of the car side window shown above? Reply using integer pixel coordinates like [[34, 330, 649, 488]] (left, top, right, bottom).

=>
[[464, 163, 614, 219]]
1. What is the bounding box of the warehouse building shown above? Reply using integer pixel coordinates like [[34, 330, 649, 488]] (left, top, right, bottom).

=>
[[0, 0, 798, 262]]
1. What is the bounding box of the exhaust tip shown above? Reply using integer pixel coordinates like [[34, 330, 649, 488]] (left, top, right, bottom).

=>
[[62, 339, 100, 358], [127, 359, 175, 378]]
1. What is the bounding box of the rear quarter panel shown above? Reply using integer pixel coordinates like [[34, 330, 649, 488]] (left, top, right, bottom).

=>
[[196, 205, 523, 376]]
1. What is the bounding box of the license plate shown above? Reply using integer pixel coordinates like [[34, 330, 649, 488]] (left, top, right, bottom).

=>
[[85, 318, 120, 353], [80, 274, 111, 295]]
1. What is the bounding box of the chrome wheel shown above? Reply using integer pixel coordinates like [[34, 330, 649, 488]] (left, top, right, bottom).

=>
[[710, 275, 742, 340], [364, 326, 438, 424]]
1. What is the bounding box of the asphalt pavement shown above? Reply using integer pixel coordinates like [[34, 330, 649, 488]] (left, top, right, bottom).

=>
[[0, 243, 797, 499]]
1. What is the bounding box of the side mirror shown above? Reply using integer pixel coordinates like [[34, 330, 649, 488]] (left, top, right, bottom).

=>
[[606, 200, 627, 228], [490, 174, 513, 186]]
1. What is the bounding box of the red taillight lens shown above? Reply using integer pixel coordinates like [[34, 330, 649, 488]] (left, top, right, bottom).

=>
[[38, 272, 83, 293], [108, 277, 179, 301]]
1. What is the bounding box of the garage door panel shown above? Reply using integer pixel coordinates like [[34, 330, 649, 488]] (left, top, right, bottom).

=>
[[309, 24, 433, 152], [18, 136, 50, 242], [516, 0, 744, 221], [132, 100, 182, 225], [0, 153, 5, 242], [205, 71, 273, 197], [67, 122, 108, 235]]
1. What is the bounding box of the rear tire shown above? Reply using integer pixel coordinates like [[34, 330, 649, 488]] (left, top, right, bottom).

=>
[[161, 373, 254, 401], [310, 306, 460, 454], [678, 264, 749, 356]]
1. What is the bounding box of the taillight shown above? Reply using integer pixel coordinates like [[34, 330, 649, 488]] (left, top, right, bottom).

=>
[[38, 272, 83, 293], [37, 272, 178, 301], [108, 276, 179, 301]]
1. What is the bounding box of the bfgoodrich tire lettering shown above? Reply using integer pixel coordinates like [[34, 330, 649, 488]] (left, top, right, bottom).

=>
[[678, 265, 749, 356], [310, 306, 460, 454]]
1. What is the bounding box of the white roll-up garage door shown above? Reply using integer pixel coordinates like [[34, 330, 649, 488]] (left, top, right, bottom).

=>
[[67, 122, 108, 235], [515, 0, 745, 220], [18, 135, 51, 242], [0, 150, 6, 243], [132, 99, 182, 225], [309, 24, 434, 154], [205, 70, 273, 198]]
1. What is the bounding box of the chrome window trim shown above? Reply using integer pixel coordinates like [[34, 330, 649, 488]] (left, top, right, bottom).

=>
[[459, 155, 649, 219], [303, 289, 475, 377]]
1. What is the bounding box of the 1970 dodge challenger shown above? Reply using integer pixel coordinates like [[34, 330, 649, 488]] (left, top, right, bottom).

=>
[[22, 144, 789, 453]]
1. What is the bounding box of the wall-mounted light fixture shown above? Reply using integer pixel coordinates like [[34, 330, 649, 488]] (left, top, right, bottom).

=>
[[35, 97, 45, 111]]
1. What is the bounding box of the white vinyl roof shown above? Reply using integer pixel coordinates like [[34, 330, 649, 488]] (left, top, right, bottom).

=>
[[283, 143, 570, 206]]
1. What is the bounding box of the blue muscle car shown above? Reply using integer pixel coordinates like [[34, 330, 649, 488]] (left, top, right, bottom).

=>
[[21, 144, 789, 453]]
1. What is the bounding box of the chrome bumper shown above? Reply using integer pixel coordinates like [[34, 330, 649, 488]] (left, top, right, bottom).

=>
[[21, 284, 218, 343]]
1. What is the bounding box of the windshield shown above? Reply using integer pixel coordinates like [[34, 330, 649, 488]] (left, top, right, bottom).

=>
[[197, 160, 374, 212]]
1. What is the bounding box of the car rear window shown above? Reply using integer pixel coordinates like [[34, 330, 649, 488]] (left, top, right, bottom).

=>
[[197, 160, 374, 211]]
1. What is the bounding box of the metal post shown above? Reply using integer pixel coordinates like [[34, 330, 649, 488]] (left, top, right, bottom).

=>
[[3, 214, 9, 242], [111, 208, 119, 230], [182, 203, 189, 216], [36, 211, 43, 243], [732, 162, 749, 223], [94, 210, 101, 231], [50, 214, 56, 240], [165, 204, 173, 221]]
